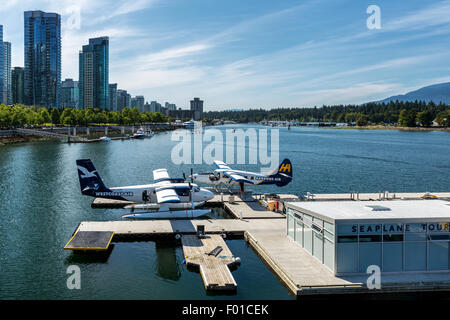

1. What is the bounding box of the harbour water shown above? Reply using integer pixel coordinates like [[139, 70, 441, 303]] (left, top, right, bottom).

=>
[[0, 124, 449, 299]]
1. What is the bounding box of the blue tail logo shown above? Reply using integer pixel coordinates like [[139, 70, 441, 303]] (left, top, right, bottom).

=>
[[269, 159, 293, 187], [76, 159, 108, 196]]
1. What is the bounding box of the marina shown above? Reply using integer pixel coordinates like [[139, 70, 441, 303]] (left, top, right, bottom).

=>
[[67, 191, 450, 297], [1, 125, 450, 300]]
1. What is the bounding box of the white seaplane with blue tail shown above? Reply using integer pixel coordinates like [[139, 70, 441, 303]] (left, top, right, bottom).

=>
[[76, 159, 214, 219]]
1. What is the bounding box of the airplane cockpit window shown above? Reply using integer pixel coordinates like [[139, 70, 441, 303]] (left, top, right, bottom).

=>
[[175, 188, 190, 197], [209, 173, 220, 181], [193, 187, 200, 192]]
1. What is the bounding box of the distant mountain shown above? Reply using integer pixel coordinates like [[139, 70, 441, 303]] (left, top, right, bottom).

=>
[[376, 82, 450, 105]]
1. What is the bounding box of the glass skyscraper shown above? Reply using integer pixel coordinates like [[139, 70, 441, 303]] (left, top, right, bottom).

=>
[[79, 37, 109, 110], [61, 78, 79, 109], [0, 25, 3, 105], [24, 10, 61, 108], [12, 67, 24, 104], [3, 42, 12, 105], [109, 83, 117, 112]]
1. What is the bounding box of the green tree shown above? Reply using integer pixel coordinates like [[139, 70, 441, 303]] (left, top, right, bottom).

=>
[[40, 108, 51, 124], [398, 109, 417, 127], [50, 108, 60, 125], [435, 110, 450, 127], [356, 114, 368, 126], [416, 110, 434, 127]]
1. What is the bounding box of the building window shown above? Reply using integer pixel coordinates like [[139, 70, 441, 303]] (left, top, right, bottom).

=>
[[359, 242, 382, 273], [303, 218, 313, 254], [287, 214, 294, 239], [295, 220, 303, 247], [405, 242, 427, 271], [337, 243, 358, 273], [428, 236, 449, 271], [383, 242, 403, 272]]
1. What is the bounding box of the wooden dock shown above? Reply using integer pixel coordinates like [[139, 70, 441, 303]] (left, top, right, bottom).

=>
[[68, 216, 450, 297], [182, 234, 237, 291], [224, 200, 284, 219]]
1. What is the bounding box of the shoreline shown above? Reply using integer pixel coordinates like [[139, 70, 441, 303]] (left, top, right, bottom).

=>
[[0, 135, 53, 146], [322, 125, 450, 132]]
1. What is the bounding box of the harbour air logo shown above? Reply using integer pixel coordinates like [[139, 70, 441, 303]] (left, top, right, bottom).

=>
[[279, 163, 291, 173]]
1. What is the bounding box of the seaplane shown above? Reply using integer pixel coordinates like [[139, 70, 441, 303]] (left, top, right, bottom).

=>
[[191, 159, 293, 192], [76, 159, 214, 219]]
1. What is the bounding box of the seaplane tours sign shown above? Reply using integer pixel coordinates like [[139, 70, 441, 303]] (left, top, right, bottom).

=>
[[338, 223, 450, 235]]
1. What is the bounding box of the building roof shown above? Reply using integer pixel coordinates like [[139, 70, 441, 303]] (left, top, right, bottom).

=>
[[286, 200, 450, 222]]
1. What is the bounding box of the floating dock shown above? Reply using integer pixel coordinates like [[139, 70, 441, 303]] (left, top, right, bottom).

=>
[[64, 230, 114, 251], [224, 200, 284, 219], [182, 234, 238, 291], [74, 191, 450, 297]]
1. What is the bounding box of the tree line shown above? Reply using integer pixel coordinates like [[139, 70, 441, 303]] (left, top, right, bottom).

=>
[[204, 101, 450, 127], [0, 104, 172, 128]]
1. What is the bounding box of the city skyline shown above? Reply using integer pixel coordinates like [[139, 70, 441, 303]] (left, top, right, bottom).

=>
[[1, 1, 450, 109]]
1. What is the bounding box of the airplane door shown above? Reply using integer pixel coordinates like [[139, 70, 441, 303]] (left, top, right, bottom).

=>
[[142, 190, 148, 202]]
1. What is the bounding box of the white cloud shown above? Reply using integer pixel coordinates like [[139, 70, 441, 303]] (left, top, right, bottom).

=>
[[385, 0, 450, 31]]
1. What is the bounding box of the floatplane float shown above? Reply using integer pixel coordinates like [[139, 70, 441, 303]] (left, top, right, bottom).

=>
[[76, 159, 214, 219]]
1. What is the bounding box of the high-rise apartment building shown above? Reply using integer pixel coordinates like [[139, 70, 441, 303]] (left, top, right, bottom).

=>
[[61, 78, 79, 109], [0, 26, 3, 104], [79, 37, 109, 110], [109, 83, 117, 112], [131, 95, 145, 112], [12, 67, 24, 104], [24, 11, 61, 108], [2, 42, 11, 105], [117, 89, 128, 112], [190, 97, 204, 120]]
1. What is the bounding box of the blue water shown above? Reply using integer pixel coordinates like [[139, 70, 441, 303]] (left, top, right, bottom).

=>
[[0, 124, 449, 299]]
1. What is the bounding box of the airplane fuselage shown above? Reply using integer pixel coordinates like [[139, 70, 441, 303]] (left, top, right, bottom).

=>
[[90, 182, 214, 203], [192, 169, 286, 186]]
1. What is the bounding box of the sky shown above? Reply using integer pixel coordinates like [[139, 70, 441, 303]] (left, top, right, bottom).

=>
[[1, 0, 450, 110]]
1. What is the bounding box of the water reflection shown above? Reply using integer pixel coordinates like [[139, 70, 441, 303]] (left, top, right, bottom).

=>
[[154, 241, 181, 281], [65, 244, 115, 264]]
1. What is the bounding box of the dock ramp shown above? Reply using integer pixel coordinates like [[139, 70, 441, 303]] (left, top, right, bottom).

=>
[[181, 234, 238, 291]]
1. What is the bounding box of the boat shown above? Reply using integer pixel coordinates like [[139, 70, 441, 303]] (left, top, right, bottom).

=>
[[99, 136, 111, 142], [132, 128, 146, 139], [184, 119, 202, 131]]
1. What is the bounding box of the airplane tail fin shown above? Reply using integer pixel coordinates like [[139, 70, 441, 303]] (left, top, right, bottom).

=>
[[270, 158, 293, 187], [76, 159, 108, 196]]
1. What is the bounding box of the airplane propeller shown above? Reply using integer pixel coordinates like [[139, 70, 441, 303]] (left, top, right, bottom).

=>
[[190, 168, 194, 183], [188, 182, 194, 209]]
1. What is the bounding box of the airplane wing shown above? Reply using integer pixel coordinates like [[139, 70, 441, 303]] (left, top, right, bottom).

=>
[[155, 187, 181, 203], [153, 169, 171, 183], [214, 160, 231, 170], [223, 171, 255, 184]]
